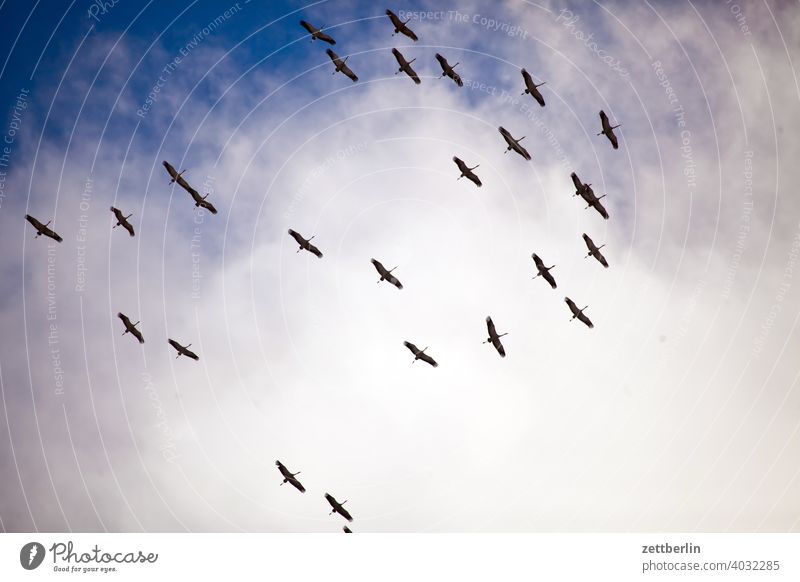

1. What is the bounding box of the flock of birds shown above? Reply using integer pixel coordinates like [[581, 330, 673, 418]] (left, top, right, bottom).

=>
[[22, 9, 623, 531]]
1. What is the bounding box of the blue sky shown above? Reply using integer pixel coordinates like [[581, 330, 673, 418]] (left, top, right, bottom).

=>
[[2, 0, 800, 533]]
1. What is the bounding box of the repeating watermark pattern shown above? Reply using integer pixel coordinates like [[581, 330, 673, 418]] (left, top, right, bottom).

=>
[[142, 372, 181, 464], [721, 151, 754, 300], [555, 9, 629, 77], [0, 87, 30, 210], [136, 3, 243, 118], [283, 141, 369, 221], [725, 0, 752, 37], [87, 0, 122, 23], [190, 174, 214, 300], [74, 175, 93, 294], [752, 221, 800, 359], [397, 9, 530, 38], [461, 78, 571, 169], [46, 241, 64, 396]]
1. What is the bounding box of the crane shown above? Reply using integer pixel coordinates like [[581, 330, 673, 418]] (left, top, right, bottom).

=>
[[531, 253, 557, 289], [110, 206, 134, 236], [565, 297, 594, 328], [168, 339, 199, 360], [435, 53, 462, 86], [392, 48, 421, 84], [288, 229, 323, 258], [25, 215, 63, 242], [403, 341, 438, 367], [386, 9, 418, 41], [453, 156, 481, 187], [117, 313, 144, 344], [299, 20, 336, 44], [483, 316, 507, 357], [371, 259, 403, 289], [326, 49, 358, 82], [498, 127, 531, 160], [275, 460, 305, 493], [598, 110, 621, 149], [571, 173, 608, 220], [325, 493, 353, 522], [582, 233, 609, 268], [162, 161, 218, 214], [521, 68, 546, 107]]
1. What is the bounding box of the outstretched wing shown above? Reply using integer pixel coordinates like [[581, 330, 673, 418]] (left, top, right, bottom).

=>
[[578, 312, 594, 328], [307, 242, 323, 258], [287, 475, 305, 493], [316, 30, 336, 45], [542, 269, 557, 289], [386, 273, 403, 289], [607, 129, 619, 149], [288, 229, 304, 245], [117, 312, 131, 327], [435, 53, 448, 70], [130, 327, 144, 344], [406, 63, 421, 84], [122, 220, 135, 236], [199, 199, 218, 214], [184, 347, 199, 360], [419, 352, 438, 367], [340, 62, 358, 82], [486, 316, 497, 338], [450, 70, 463, 87], [591, 198, 609, 220]]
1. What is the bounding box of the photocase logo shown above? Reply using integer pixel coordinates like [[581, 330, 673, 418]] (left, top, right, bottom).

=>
[[20, 542, 46, 570]]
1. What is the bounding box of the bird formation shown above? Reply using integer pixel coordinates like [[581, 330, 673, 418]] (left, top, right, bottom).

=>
[[23, 7, 623, 531]]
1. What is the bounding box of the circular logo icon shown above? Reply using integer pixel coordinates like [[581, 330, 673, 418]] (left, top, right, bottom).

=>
[[20, 542, 45, 570]]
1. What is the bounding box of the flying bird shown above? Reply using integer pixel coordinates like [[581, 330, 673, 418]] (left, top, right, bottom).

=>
[[386, 9, 418, 41], [392, 48, 420, 84], [110, 206, 134, 236], [435, 53, 462, 86], [498, 126, 531, 160], [521, 68, 546, 107], [117, 312, 144, 344], [483, 316, 507, 358], [163, 161, 218, 214], [26, 215, 63, 242], [325, 493, 353, 522], [531, 253, 557, 289], [326, 49, 358, 82], [403, 341, 438, 367], [565, 297, 594, 328], [580, 184, 609, 220], [583, 233, 609, 268], [570, 173, 608, 220], [371, 259, 403, 289], [452, 156, 481, 187], [275, 460, 305, 493], [288, 229, 323, 258], [598, 110, 621, 149], [343, 526, 352, 533], [300, 20, 336, 44], [168, 339, 199, 360]]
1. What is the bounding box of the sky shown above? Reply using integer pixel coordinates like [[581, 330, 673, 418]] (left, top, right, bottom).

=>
[[1, 0, 799, 533]]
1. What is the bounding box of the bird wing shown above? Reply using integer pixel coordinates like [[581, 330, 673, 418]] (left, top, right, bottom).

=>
[[326, 49, 339, 63], [317, 31, 336, 44], [177, 176, 196, 195], [403, 341, 418, 355], [405, 64, 421, 84], [596, 251, 609, 268], [391, 48, 406, 66], [532, 87, 545, 107], [122, 220, 135, 236], [131, 328, 144, 344], [168, 339, 181, 352], [494, 338, 506, 357], [118, 312, 131, 327], [467, 171, 481, 187], [565, 298, 578, 316], [419, 352, 438, 367], [591, 198, 609, 219], [571, 172, 584, 192], [516, 143, 531, 160], [288, 229, 304, 245], [579, 312, 594, 328], [307, 242, 323, 258], [400, 26, 418, 41], [300, 20, 315, 34], [450, 70, 463, 86], [600, 110, 609, 129], [386, 273, 403, 289], [200, 199, 218, 214], [371, 259, 386, 276], [162, 161, 178, 179], [341, 63, 358, 82], [532, 253, 544, 270], [486, 316, 496, 338], [453, 157, 467, 172], [184, 347, 199, 360], [435, 53, 447, 69], [338, 506, 354, 522], [386, 10, 401, 27], [543, 270, 557, 289], [44, 227, 63, 242], [287, 476, 306, 492], [110, 206, 122, 220], [607, 130, 619, 149]]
